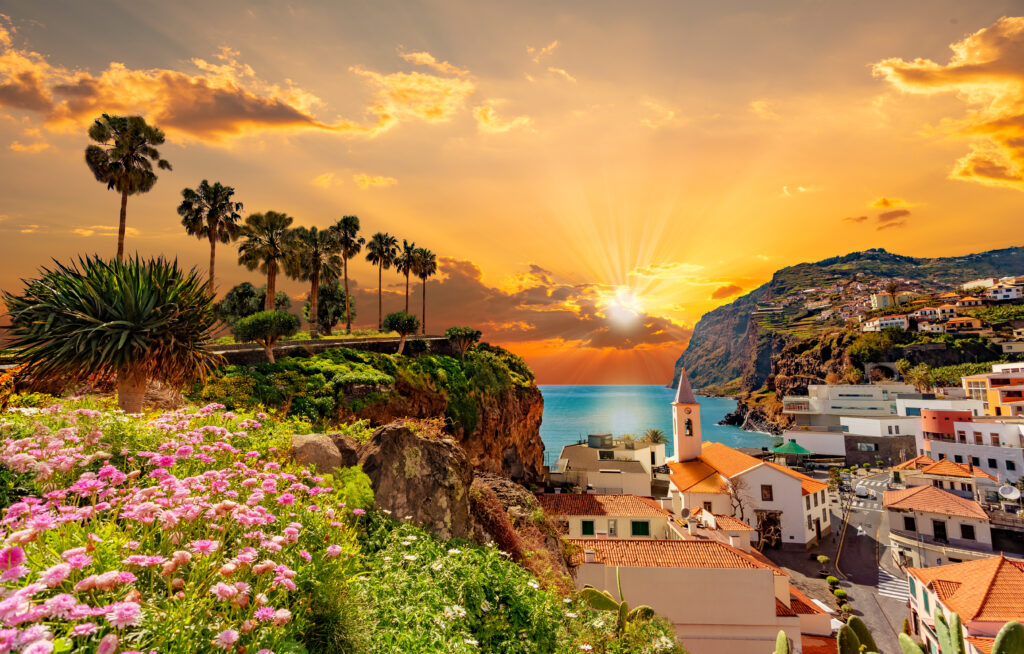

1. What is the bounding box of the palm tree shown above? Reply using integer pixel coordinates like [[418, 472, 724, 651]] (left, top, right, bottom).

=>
[[365, 232, 399, 331], [396, 240, 417, 314], [331, 216, 365, 334], [84, 114, 172, 259], [177, 180, 243, 294], [2, 256, 219, 413], [237, 211, 295, 311], [286, 226, 341, 338], [643, 428, 667, 444], [413, 248, 437, 334]]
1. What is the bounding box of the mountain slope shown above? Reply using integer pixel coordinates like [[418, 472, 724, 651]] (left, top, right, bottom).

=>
[[673, 246, 1024, 390]]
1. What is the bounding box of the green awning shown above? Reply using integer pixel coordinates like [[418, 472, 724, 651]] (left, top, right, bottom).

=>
[[772, 440, 813, 455]]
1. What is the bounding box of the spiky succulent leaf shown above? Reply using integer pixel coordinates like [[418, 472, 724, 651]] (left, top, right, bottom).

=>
[[579, 587, 619, 612], [628, 605, 656, 622], [993, 621, 1024, 654], [775, 630, 791, 654], [898, 633, 927, 654], [848, 616, 879, 653], [2, 256, 220, 386], [837, 624, 861, 654]]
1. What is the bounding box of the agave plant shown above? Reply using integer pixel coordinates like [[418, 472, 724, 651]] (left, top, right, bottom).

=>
[[821, 610, 1024, 654], [1, 256, 220, 413], [580, 567, 656, 637]]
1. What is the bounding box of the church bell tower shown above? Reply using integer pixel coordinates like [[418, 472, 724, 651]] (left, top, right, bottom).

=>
[[672, 369, 702, 462]]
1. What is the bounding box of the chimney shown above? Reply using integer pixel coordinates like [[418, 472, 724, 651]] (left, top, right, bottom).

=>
[[686, 518, 698, 537], [728, 532, 748, 552], [583, 549, 596, 564]]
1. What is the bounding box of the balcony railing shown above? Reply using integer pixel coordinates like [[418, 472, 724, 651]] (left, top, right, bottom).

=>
[[889, 528, 993, 554]]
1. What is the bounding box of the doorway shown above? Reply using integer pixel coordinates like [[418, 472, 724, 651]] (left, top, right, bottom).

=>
[[933, 520, 948, 543]]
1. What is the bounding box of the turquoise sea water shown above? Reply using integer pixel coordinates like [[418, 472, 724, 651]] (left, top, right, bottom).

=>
[[538, 385, 778, 465]]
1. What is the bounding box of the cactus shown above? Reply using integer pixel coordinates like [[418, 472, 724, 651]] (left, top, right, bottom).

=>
[[580, 567, 656, 637], [935, 612, 966, 654], [898, 633, 927, 654], [773, 630, 791, 654], [837, 624, 863, 654], [848, 616, 879, 652], [993, 622, 1024, 654]]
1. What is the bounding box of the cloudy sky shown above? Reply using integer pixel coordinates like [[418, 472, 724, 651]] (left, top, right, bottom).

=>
[[1, 1, 1023, 383]]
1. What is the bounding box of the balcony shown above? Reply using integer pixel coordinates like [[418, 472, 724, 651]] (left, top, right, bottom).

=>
[[889, 528, 993, 555]]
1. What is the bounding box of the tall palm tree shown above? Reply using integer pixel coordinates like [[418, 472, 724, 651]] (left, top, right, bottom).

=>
[[331, 216, 365, 334], [365, 232, 399, 331], [177, 180, 243, 294], [413, 248, 437, 334], [396, 240, 417, 314], [84, 114, 172, 259], [237, 211, 295, 311], [286, 226, 342, 338]]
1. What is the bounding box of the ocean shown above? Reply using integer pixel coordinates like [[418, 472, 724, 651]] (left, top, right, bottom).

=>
[[538, 384, 778, 465]]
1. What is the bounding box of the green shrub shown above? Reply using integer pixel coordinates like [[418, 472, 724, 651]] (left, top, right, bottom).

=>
[[826, 576, 839, 586], [833, 588, 848, 600], [232, 310, 300, 362]]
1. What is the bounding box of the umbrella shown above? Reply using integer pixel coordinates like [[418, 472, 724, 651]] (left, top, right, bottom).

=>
[[772, 440, 814, 455]]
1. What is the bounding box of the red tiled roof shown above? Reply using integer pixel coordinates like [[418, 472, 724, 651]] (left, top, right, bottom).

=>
[[691, 507, 755, 531], [894, 455, 936, 470], [568, 538, 781, 572], [698, 442, 763, 478], [537, 494, 671, 518], [883, 485, 988, 520], [764, 460, 829, 495], [802, 635, 839, 654], [789, 584, 827, 615], [921, 458, 998, 481], [967, 637, 995, 654], [667, 460, 729, 494], [908, 556, 1024, 622], [776, 598, 797, 616]]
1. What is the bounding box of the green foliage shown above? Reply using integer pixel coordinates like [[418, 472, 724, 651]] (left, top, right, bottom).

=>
[[848, 331, 895, 364], [446, 326, 482, 359], [232, 310, 300, 355], [837, 624, 863, 654], [1, 256, 220, 388], [832, 588, 847, 600], [0, 465, 33, 511], [332, 466, 375, 509], [825, 575, 839, 586], [929, 360, 1009, 387], [215, 282, 291, 326], [643, 428, 668, 444], [579, 568, 657, 639], [936, 612, 966, 654], [383, 311, 420, 337], [967, 305, 1024, 324], [817, 555, 830, 566], [899, 633, 926, 654], [303, 281, 354, 336], [993, 622, 1024, 654], [405, 338, 429, 356]]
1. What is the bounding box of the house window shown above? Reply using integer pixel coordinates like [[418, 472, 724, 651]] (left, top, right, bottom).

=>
[[807, 514, 813, 530], [992, 435, 1001, 446], [630, 521, 650, 537], [923, 592, 930, 613], [954, 455, 963, 464], [599, 451, 614, 461], [608, 520, 617, 538], [684, 419, 693, 436], [988, 458, 998, 469], [581, 520, 595, 536], [805, 496, 811, 510], [814, 493, 819, 507], [857, 442, 879, 451], [961, 524, 976, 541], [1008, 461, 1017, 471], [904, 516, 917, 532], [888, 426, 894, 435], [761, 485, 774, 502], [971, 456, 980, 467], [822, 508, 828, 522], [909, 576, 916, 597], [703, 502, 713, 512]]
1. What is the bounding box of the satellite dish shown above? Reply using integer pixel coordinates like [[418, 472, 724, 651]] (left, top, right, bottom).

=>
[[998, 485, 1021, 501], [680, 508, 690, 519]]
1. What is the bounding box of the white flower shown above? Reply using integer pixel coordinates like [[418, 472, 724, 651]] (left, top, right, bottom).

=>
[[404, 555, 417, 561], [400, 541, 412, 546], [442, 604, 467, 620], [592, 619, 604, 628], [527, 580, 539, 590], [463, 639, 478, 647], [431, 561, 443, 571], [447, 548, 462, 555], [580, 646, 593, 652], [566, 612, 578, 618]]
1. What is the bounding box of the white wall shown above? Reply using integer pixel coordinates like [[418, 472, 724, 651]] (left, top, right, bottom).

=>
[[736, 465, 810, 546], [587, 470, 652, 496], [782, 430, 846, 456], [565, 515, 674, 539]]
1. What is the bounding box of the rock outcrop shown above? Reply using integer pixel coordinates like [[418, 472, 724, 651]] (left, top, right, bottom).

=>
[[291, 433, 342, 473], [357, 424, 473, 540], [349, 382, 545, 482]]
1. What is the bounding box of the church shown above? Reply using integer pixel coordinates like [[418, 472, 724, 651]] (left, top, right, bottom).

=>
[[666, 370, 832, 549]]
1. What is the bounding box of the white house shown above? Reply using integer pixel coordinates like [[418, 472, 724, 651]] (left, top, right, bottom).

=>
[[668, 372, 832, 549], [870, 293, 893, 310], [783, 383, 914, 430], [537, 493, 678, 539], [917, 321, 946, 334], [550, 433, 666, 495], [920, 419, 1024, 484], [862, 315, 909, 332], [884, 484, 993, 568], [985, 284, 1023, 302], [906, 556, 1024, 654]]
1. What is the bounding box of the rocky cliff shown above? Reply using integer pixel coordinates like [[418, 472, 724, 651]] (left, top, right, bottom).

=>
[[674, 246, 1024, 391]]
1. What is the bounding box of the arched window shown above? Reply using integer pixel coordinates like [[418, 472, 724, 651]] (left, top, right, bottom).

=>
[[685, 419, 693, 436]]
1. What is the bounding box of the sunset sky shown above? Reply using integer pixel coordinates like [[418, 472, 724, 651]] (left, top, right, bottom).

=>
[[2, 1, 1024, 384]]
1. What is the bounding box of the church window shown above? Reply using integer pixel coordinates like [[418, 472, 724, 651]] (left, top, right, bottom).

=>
[[684, 419, 693, 436]]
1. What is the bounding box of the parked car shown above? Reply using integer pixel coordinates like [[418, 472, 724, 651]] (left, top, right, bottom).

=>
[[855, 484, 870, 498], [839, 482, 852, 493]]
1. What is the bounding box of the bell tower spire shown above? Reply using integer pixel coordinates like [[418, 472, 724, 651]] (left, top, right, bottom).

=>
[[672, 369, 702, 462]]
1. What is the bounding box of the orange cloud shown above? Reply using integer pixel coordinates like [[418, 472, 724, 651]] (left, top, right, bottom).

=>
[[9, 139, 47, 152], [473, 101, 531, 133], [749, 99, 778, 120], [710, 284, 742, 300], [547, 66, 576, 83], [870, 196, 913, 209], [640, 100, 676, 129], [873, 16, 1024, 190], [352, 173, 397, 189], [72, 225, 140, 237], [527, 40, 559, 63], [843, 215, 868, 223], [350, 65, 476, 127], [311, 173, 336, 188], [398, 50, 468, 76]]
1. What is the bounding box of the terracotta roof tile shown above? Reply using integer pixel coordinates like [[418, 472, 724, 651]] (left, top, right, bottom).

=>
[[764, 460, 829, 495], [967, 637, 995, 654], [776, 598, 797, 616], [908, 556, 1024, 622], [667, 460, 729, 494], [537, 494, 671, 518], [789, 584, 827, 615], [894, 455, 936, 470], [568, 538, 779, 572], [698, 442, 763, 478], [922, 459, 998, 481], [883, 485, 988, 520], [802, 635, 839, 654], [690, 508, 754, 532]]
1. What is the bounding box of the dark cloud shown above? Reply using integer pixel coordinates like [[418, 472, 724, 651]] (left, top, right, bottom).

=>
[[878, 209, 911, 222], [350, 256, 690, 350], [710, 284, 742, 300], [843, 215, 868, 223]]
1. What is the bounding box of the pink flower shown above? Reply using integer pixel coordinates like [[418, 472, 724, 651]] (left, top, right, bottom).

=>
[[325, 545, 342, 558], [0, 564, 28, 582], [0, 546, 25, 570], [273, 608, 292, 626], [97, 634, 118, 654], [299, 550, 312, 562], [253, 606, 275, 622], [65, 553, 92, 570], [352, 508, 366, 516], [210, 582, 238, 601], [21, 642, 53, 654], [39, 563, 71, 587], [104, 601, 142, 628], [71, 623, 97, 636], [276, 493, 295, 506], [214, 629, 239, 650], [189, 540, 219, 555]]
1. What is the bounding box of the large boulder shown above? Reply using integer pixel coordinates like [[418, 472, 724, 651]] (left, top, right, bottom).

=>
[[326, 432, 361, 468], [358, 424, 472, 540], [291, 433, 342, 473]]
